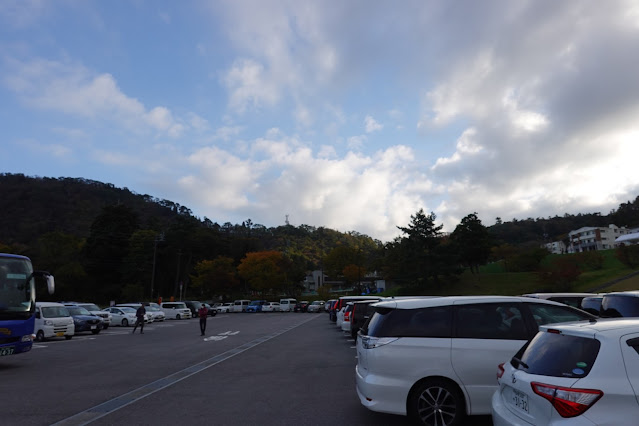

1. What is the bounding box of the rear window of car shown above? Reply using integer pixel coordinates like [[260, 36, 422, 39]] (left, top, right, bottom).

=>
[[366, 306, 452, 338], [513, 331, 600, 378], [601, 295, 639, 318]]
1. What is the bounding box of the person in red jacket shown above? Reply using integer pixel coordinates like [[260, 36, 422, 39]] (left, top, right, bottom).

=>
[[198, 304, 208, 336]]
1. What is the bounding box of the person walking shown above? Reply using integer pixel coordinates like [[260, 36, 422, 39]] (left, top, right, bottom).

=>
[[132, 304, 146, 334], [198, 303, 208, 336]]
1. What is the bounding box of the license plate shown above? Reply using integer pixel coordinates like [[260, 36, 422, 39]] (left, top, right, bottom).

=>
[[91, 325, 97, 329], [0, 346, 15, 356], [56, 331, 64, 336], [510, 387, 529, 413]]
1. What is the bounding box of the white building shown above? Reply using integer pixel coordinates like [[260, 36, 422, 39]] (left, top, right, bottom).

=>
[[568, 224, 631, 253], [544, 240, 567, 254]]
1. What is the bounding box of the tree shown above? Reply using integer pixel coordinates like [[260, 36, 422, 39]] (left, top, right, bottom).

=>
[[385, 209, 457, 289], [616, 244, 639, 269], [191, 256, 240, 298], [237, 251, 287, 295], [450, 213, 492, 275], [537, 256, 581, 291]]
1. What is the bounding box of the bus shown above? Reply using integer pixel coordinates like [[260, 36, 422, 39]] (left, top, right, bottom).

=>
[[0, 253, 54, 357]]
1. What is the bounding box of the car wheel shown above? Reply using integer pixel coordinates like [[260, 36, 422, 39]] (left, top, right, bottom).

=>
[[35, 330, 45, 342], [408, 379, 465, 426], [65, 335, 73, 340], [211, 310, 217, 317], [103, 324, 109, 329], [122, 318, 129, 327]]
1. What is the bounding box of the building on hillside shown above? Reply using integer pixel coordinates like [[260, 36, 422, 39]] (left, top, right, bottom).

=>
[[568, 224, 631, 253], [616, 229, 639, 246], [544, 240, 567, 254], [300, 270, 386, 295]]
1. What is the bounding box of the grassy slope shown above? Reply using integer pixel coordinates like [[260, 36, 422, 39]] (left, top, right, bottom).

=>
[[422, 249, 638, 296]]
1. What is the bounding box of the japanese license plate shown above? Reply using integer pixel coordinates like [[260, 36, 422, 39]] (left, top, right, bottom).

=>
[[0, 346, 15, 356], [510, 387, 529, 413], [56, 331, 64, 336], [91, 325, 97, 329]]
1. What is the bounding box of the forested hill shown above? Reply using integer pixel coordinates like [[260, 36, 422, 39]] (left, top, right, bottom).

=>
[[1, 173, 638, 249]]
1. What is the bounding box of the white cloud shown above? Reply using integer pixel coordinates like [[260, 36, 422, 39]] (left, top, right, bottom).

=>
[[364, 115, 383, 133]]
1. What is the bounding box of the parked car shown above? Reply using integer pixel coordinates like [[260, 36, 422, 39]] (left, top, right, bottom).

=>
[[325, 299, 338, 314], [65, 305, 103, 335], [307, 300, 325, 313], [521, 292, 598, 308], [115, 303, 153, 323], [600, 291, 639, 318], [160, 302, 192, 319], [247, 300, 267, 313], [103, 306, 138, 327], [262, 302, 280, 312], [355, 296, 596, 425], [215, 303, 233, 313], [340, 302, 355, 333], [350, 300, 379, 338], [34, 302, 75, 341], [492, 318, 639, 426], [64, 302, 112, 329], [202, 303, 217, 316], [279, 298, 297, 312], [580, 295, 604, 316], [294, 301, 310, 312], [144, 304, 166, 322], [233, 299, 251, 312], [183, 300, 204, 318], [330, 296, 383, 322]]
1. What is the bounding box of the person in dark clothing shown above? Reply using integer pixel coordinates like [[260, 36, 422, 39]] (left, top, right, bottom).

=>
[[132, 304, 146, 334], [198, 304, 208, 336]]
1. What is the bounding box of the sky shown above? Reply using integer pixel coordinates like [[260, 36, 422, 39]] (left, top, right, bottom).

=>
[[2, 1, 639, 243]]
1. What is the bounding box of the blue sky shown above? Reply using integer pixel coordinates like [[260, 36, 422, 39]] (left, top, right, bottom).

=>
[[2, 1, 639, 242]]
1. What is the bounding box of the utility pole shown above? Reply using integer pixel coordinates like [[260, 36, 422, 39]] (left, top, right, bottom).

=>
[[150, 232, 164, 300], [175, 250, 182, 300]]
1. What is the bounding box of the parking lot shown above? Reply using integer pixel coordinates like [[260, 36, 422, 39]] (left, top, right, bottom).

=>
[[1, 311, 488, 425]]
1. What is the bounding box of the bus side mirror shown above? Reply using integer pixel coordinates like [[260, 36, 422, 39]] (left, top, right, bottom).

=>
[[46, 275, 55, 295]]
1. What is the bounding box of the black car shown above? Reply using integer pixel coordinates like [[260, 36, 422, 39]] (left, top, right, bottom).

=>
[[65, 305, 103, 334], [350, 300, 379, 338], [294, 301, 309, 312]]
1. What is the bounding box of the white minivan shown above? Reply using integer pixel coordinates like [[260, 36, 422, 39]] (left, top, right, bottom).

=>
[[160, 302, 192, 319], [34, 302, 75, 341], [279, 298, 297, 312], [232, 299, 251, 313]]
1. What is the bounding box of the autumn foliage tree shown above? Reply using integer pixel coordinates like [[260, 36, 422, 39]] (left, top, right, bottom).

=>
[[237, 251, 287, 295], [191, 256, 240, 299]]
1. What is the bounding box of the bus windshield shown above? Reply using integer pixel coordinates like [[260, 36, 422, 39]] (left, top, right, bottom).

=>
[[0, 256, 35, 318]]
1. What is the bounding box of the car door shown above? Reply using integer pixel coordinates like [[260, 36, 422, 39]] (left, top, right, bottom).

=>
[[451, 302, 530, 415]]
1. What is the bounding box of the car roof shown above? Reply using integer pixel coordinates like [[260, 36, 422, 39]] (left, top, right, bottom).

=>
[[522, 292, 598, 298], [604, 291, 639, 298], [540, 317, 639, 338], [372, 295, 577, 310], [36, 301, 66, 307]]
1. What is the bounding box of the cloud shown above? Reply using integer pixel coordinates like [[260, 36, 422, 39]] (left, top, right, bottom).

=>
[[364, 115, 383, 133], [3, 57, 188, 138]]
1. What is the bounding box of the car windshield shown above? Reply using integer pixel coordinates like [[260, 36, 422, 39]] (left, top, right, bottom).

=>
[[80, 304, 101, 311], [147, 306, 160, 312], [41, 306, 70, 317], [120, 307, 136, 313], [67, 306, 92, 316]]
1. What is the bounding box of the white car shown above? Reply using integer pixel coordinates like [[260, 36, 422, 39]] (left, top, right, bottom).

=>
[[307, 300, 325, 313], [103, 306, 138, 327], [160, 302, 192, 319], [493, 318, 639, 426], [215, 303, 232, 313], [340, 302, 354, 333], [144, 305, 165, 322], [355, 296, 595, 425], [262, 302, 280, 312], [115, 304, 153, 323]]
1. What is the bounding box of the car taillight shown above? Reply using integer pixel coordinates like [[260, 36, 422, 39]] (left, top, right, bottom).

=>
[[531, 382, 603, 418], [344, 311, 350, 321], [496, 363, 505, 380]]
